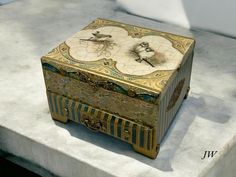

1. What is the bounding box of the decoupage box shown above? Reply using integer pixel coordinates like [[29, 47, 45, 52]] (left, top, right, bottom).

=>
[[41, 18, 195, 158]]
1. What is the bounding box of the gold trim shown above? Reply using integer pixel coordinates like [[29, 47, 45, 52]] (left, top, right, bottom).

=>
[[132, 144, 159, 159], [83, 18, 194, 54], [51, 112, 68, 123], [132, 127, 159, 159], [42, 18, 195, 96], [48, 90, 158, 158], [149, 129, 153, 150], [136, 125, 141, 146], [121, 120, 126, 140], [144, 128, 148, 149], [128, 122, 133, 143], [114, 118, 119, 137], [107, 114, 112, 134], [43, 52, 173, 95]]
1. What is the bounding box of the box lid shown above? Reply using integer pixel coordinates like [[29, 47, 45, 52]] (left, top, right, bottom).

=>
[[42, 18, 195, 104]]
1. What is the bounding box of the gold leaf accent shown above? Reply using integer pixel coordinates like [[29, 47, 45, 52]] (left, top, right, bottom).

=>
[[83, 18, 194, 54], [43, 19, 194, 96], [43, 42, 175, 94]]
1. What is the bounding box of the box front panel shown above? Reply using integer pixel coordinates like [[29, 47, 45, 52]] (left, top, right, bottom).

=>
[[47, 90, 156, 151], [43, 68, 158, 127], [158, 52, 193, 143]]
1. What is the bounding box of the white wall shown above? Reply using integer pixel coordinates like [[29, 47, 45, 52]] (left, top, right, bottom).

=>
[[117, 0, 236, 37]]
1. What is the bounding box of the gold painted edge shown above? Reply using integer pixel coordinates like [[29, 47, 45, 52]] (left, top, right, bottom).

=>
[[83, 18, 195, 54], [42, 43, 175, 96], [41, 18, 195, 101], [42, 56, 163, 96]]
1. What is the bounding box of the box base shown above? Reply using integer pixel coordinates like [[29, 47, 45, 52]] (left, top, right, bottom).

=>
[[51, 113, 68, 123], [132, 144, 159, 159]]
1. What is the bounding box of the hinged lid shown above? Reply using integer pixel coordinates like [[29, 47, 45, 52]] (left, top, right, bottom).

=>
[[42, 18, 195, 104]]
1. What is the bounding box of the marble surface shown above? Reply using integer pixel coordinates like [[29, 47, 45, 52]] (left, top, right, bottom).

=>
[[0, 0, 236, 177]]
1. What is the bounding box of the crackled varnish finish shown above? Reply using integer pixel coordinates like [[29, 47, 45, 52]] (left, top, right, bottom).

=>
[[41, 18, 195, 158]]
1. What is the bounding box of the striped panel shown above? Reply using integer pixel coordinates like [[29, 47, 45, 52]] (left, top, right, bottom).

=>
[[53, 93, 59, 114], [158, 53, 193, 143], [68, 99, 74, 121], [46, 91, 154, 150], [58, 96, 64, 116], [47, 92, 54, 113], [117, 119, 122, 138], [74, 102, 80, 123], [106, 114, 112, 134], [128, 121, 133, 143], [136, 125, 141, 147], [114, 118, 119, 137]]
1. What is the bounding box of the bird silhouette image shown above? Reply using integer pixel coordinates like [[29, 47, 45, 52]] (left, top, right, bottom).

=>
[[90, 31, 112, 40]]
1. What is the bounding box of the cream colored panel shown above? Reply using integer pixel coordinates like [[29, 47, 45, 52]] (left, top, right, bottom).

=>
[[66, 26, 183, 75]]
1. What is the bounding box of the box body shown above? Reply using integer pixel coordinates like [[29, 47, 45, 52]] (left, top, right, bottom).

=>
[[41, 18, 195, 158]]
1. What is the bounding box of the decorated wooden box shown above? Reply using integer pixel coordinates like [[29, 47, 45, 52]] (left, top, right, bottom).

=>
[[41, 18, 195, 158]]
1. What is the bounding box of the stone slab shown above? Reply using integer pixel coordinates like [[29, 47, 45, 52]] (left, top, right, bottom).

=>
[[0, 0, 236, 177]]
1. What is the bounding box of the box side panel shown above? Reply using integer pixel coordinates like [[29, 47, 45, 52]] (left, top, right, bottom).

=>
[[157, 52, 193, 143], [42, 68, 158, 127]]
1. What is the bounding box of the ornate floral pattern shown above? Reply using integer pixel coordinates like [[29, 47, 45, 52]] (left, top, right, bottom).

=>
[[83, 18, 194, 54], [43, 18, 194, 96]]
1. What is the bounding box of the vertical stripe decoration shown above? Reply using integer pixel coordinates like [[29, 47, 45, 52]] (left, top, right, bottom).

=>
[[47, 90, 154, 150]]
